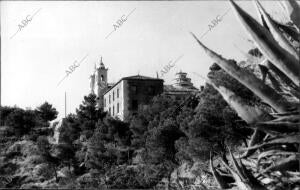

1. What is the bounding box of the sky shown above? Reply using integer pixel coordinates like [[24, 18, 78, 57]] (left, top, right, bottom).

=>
[[1, 1, 290, 119]]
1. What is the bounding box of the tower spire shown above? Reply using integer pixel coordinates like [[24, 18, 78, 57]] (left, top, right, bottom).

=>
[[100, 56, 105, 69], [96, 56, 108, 109], [94, 63, 97, 74]]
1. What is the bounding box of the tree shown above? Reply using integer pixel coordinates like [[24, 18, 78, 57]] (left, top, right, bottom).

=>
[[129, 116, 148, 148], [103, 117, 132, 146], [128, 94, 189, 167], [5, 108, 37, 137], [36, 136, 60, 182], [84, 125, 117, 173], [59, 114, 81, 144], [129, 94, 184, 150], [75, 93, 106, 139], [177, 66, 255, 162], [35, 102, 58, 122], [145, 118, 185, 164], [76, 93, 104, 122], [0, 106, 18, 125], [54, 143, 76, 171], [248, 47, 263, 58]]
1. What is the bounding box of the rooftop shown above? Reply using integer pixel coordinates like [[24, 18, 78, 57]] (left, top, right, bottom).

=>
[[103, 75, 163, 95], [123, 75, 163, 80]]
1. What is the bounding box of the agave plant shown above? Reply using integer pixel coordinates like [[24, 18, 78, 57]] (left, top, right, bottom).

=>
[[192, 0, 300, 189]]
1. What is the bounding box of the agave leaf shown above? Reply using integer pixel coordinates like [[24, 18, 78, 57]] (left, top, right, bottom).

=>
[[191, 32, 293, 113], [240, 158, 257, 169], [253, 0, 268, 29], [229, 0, 300, 86], [268, 2, 299, 41], [242, 129, 267, 158], [207, 79, 272, 158], [258, 64, 268, 83], [244, 134, 300, 151], [286, 171, 300, 183], [254, 0, 299, 60], [257, 150, 299, 169], [262, 154, 299, 173], [228, 148, 247, 181], [254, 121, 300, 134], [220, 158, 250, 190], [289, 88, 300, 100], [282, 0, 300, 31], [238, 158, 267, 189], [259, 121, 300, 128], [275, 21, 299, 42], [270, 111, 300, 117], [262, 60, 299, 92], [210, 152, 232, 189], [267, 72, 282, 92], [208, 79, 273, 124], [251, 123, 299, 135], [228, 147, 267, 189], [271, 114, 300, 123]]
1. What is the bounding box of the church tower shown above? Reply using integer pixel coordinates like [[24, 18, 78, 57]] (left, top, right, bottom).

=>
[[96, 57, 108, 109], [89, 64, 96, 94]]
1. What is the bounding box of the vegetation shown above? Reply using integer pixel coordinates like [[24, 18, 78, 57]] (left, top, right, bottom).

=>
[[191, 0, 300, 189], [0, 62, 262, 189], [1, 0, 298, 189]]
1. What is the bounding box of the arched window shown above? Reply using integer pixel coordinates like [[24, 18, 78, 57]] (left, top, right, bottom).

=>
[[101, 75, 104, 81]]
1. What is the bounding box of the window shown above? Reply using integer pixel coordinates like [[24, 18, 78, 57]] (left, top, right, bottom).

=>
[[117, 88, 119, 98], [132, 100, 138, 110], [131, 85, 137, 94], [109, 107, 111, 115], [117, 103, 119, 113], [109, 94, 111, 103], [113, 106, 115, 116], [101, 75, 104, 81], [113, 91, 115, 101], [104, 98, 106, 107], [148, 86, 155, 95]]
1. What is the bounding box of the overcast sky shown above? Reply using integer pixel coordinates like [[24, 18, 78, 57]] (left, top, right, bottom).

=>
[[1, 1, 289, 119]]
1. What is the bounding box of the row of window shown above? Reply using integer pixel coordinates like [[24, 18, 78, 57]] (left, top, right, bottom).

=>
[[108, 103, 120, 116], [104, 88, 120, 107]]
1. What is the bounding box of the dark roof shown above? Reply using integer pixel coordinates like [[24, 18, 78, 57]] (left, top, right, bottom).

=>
[[176, 71, 187, 75], [104, 75, 163, 95], [122, 75, 162, 80]]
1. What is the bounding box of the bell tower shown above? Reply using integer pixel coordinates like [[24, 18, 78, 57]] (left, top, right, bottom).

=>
[[96, 57, 108, 109]]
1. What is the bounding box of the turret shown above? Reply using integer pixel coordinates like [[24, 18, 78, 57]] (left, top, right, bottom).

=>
[[96, 57, 108, 109], [173, 71, 195, 89], [89, 64, 96, 94]]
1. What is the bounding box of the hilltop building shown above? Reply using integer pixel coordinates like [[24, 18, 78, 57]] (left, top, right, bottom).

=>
[[103, 75, 163, 120], [164, 71, 198, 98], [90, 57, 198, 121]]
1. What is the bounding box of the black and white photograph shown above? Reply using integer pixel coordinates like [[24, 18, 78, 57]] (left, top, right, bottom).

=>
[[1, 0, 300, 189]]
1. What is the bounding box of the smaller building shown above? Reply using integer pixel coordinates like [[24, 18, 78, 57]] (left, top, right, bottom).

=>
[[103, 75, 164, 121], [164, 71, 198, 98]]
